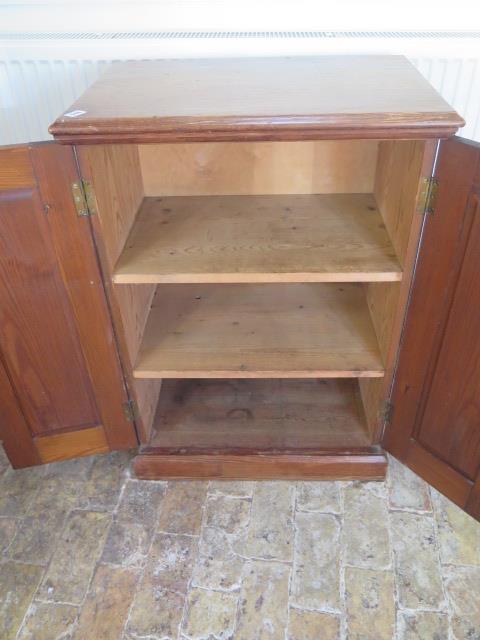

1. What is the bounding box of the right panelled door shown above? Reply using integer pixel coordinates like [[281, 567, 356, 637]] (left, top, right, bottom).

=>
[[383, 136, 480, 521]]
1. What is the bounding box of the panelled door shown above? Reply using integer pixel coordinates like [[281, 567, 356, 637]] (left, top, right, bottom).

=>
[[0, 142, 137, 467], [383, 136, 480, 520]]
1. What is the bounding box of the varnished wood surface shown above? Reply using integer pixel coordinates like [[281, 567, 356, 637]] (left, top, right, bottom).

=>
[[50, 57, 463, 143], [418, 189, 480, 479], [147, 379, 371, 450], [0, 143, 138, 467], [359, 140, 433, 440], [384, 137, 480, 520], [77, 144, 160, 442], [139, 141, 378, 196], [135, 283, 385, 379], [114, 194, 402, 284], [0, 146, 36, 190], [0, 148, 100, 436], [134, 452, 387, 480], [31, 144, 138, 451], [35, 425, 109, 463], [0, 354, 41, 468]]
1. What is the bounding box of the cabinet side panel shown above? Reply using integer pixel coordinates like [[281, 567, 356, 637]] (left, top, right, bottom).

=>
[[78, 144, 160, 442], [373, 140, 426, 267], [360, 140, 436, 440], [139, 140, 378, 196]]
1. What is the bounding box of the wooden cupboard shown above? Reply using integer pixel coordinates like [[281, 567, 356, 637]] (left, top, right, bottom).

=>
[[1, 55, 478, 517]]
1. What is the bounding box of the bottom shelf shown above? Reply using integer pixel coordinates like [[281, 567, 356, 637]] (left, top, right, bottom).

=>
[[134, 379, 387, 480]]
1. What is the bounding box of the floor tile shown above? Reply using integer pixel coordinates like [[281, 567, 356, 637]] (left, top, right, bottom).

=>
[[387, 455, 432, 512], [8, 511, 67, 565], [291, 511, 341, 610], [128, 532, 195, 637], [76, 451, 131, 512], [101, 520, 152, 568], [0, 561, 44, 640], [42, 455, 95, 482], [8, 475, 80, 565], [127, 585, 184, 639], [142, 532, 197, 593], [27, 476, 79, 515], [443, 565, 480, 640], [73, 564, 139, 640], [236, 560, 290, 640], [0, 517, 17, 554], [432, 488, 480, 565], [390, 511, 445, 610], [157, 481, 208, 535], [234, 481, 294, 562], [345, 567, 395, 640], [296, 481, 341, 513], [17, 602, 78, 640], [396, 610, 449, 640], [204, 494, 251, 533], [192, 526, 244, 591], [0, 467, 44, 517], [182, 587, 238, 639], [0, 445, 11, 475], [116, 478, 167, 528], [287, 607, 340, 640], [38, 509, 111, 604], [344, 482, 391, 570], [209, 480, 255, 498]]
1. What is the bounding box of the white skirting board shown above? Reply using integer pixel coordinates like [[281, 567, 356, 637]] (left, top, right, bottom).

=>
[[1, 32, 479, 145]]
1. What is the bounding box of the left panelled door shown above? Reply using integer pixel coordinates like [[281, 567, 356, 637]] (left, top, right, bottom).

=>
[[0, 143, 138, 467]]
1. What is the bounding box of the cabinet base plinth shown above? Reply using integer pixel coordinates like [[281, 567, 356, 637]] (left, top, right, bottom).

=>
[[133, 449, 387, 480]]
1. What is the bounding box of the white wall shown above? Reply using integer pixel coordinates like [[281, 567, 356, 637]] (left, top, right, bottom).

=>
[[1, 3, 480, 144], [2, 0, 480, 32]]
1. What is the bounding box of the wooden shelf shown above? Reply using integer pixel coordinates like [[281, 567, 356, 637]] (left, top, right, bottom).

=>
[[134, 379, 388, 480], [146, 379, 371, 450], [134, 283, 385, 379], [114, 194, 402, 284]]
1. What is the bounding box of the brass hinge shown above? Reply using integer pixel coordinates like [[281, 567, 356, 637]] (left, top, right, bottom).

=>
[[418, 177, 439, 215], [71, 180, 97, 217], [122, 399, 137, 422], [383, 400, 394, 426]]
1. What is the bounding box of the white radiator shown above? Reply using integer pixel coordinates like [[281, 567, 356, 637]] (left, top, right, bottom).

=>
[[1, 32, 479, 145]]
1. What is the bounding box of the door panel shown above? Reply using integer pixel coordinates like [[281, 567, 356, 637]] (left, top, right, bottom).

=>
[[384, 137, 480, 519], [417, 190, 480, 479], [0, 143, 138, 467], [0, 172, 99, 435]]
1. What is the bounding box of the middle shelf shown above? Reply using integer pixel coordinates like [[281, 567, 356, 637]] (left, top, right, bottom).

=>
[[134, 283, 385, 379], [114, 193, 402, 284]]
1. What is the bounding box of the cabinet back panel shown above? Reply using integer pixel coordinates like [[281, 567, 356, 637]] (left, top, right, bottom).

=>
[[139, 141, 378, 196]]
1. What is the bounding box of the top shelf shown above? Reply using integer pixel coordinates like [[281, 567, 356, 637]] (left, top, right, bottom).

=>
[[49, 57, 464, 143], [114, 193, 402, 284]]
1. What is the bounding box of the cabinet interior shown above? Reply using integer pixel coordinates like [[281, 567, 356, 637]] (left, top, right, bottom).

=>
[[79, 139, 426, 454]]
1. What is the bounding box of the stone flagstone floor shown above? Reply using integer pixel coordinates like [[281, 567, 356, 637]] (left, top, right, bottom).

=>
[[0, 445, 479, 640]]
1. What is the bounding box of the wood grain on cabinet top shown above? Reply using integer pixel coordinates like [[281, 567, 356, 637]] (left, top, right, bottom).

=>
[[49, 56, 464, 143]]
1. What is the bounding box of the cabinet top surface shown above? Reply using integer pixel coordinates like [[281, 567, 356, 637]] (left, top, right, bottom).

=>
[[49, 56, 464, 144]]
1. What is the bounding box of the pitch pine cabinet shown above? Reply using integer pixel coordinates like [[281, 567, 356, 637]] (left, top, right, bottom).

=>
[[3, 56, 479, 516]]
